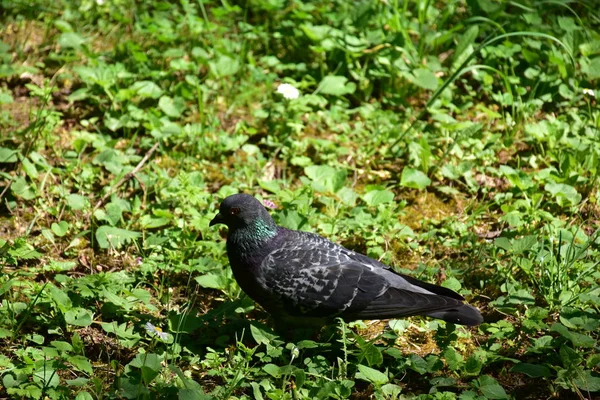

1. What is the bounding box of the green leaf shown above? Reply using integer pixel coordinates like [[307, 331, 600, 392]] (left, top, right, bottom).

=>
[[95, 226, 141, 249], [511, 235, 537, 254], [582, 57, 600, 80], [67, 194, 89, 210], [194, 273, 229, 291], [0, 148, 17, 163], [68, 355, 93, 374], [64, 308, 93, 327], [210, 55, 240, 77], [67, 378, 89, 387], [355, 335, 383, 367], [465, 355, 483, 375], [158, 95, 185, 118], [263, 364, 281, 378], [21, 157, 38, 179], [178, 388, 212, 400], [250, 322, 278, 345], [476, 375, 508, 399], [551, 323, 595, 347], [511, 363, 551, 378], [400, 168, 431, 189], [33, 368, 59, 388], [356, 364, 389, 386], [48, 285, 72, 312], [443, 347, 464, 371], [58, 32, 86, 49], [412, 68, 438, 90], [362, 189, 394, 206], [560, 344, 583, 367], [11, 177, 36, 200], [51, 221, 69, 237], [573, 370, 600, 392], [304, 165, 347, 193], [441, 277, 461, 292], [453, 25, 479, 67], [75, 392, 94, 400], [545, 183, 581, 206], [51, 341, 73, 352], [129, 353, 162, 383], [318, 75, 356, 96], [129, 80, 163, 99]]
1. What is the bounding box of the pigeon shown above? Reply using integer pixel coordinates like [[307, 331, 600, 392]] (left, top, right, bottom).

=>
[[210, 194, 483, 327]]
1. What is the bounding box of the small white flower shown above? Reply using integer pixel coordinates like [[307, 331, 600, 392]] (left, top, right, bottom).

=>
[[583, 88, 595, 97], [144, 322, 169, 340], [276, 83, 300, 100]]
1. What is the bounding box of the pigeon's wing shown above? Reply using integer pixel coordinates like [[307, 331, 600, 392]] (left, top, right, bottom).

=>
[[259, 245, 467, 320]]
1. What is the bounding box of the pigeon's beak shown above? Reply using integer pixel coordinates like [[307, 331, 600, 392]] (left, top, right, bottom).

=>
[[209, 212, 225, 227]]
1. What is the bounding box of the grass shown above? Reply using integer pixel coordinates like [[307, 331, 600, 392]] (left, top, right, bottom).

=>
[[1, 0, 599, 398]]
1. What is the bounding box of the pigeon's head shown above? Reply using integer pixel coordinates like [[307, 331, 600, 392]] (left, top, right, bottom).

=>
[[210, 194, 274, 230]]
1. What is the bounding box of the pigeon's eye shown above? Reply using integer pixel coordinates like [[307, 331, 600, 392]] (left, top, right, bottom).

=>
[[230, 207, 240, 215]]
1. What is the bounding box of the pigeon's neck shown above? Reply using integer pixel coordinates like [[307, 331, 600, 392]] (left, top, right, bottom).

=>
[[228, 218, 278, 255]]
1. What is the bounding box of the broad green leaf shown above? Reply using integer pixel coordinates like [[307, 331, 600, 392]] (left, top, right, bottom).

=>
[[356, 364, 389, 385], [67, 378, 89, 387], [0, 148, 17, 163], [400, 168, 431, 189], [250, 323, 278, 345], [210, 55, 240, 77], [551, 323, 595, 347], [465, 355, 483, 375], [511, 235, 537, 254], [574, 370, 600, 392], [412, 68, 438, 90], [21, 157, 38, 179], [582, 57, 600, 79], [304, 165, 347, 193], [318, 75, 356, 96], [443, 347, 464, 371], [129, 353, 162, 382], [263, 364, 281, 378], [68, 356, 93, 374], [363, 189, 394, 206], [453, 25, 479, 67], [129, 80, 163, 99], [11, 177, 36, 200], [58, 32, 86, 49], [560, 344, 582, 367], [49, 285, 72, 311], [511, 363, 551, 378], [51, 341, 73, 352], [476, 375, 508, 399], [178, 389, 212, 400], [33, 368, 60, 388], [95, 226, 141, 249], [194, 273, 229, 291], [545, 183, 581, 206], [67, 194, 89, 210], [65, 308, 93, 326], [158, 95, 185, 118], [355, 335, 383, 367], [75, 392, 94, 400], [441, 277, 461, 292], [51, 221, 69, 237]]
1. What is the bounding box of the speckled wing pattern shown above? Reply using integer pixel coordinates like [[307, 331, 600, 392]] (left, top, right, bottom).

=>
[[258, 230, 468, 321]]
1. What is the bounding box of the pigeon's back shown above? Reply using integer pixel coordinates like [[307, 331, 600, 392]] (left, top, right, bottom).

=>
[[254, 228, 483, 326]]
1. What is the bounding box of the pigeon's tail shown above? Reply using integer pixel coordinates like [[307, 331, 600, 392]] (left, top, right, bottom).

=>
[[426, 304, 483, 326]]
